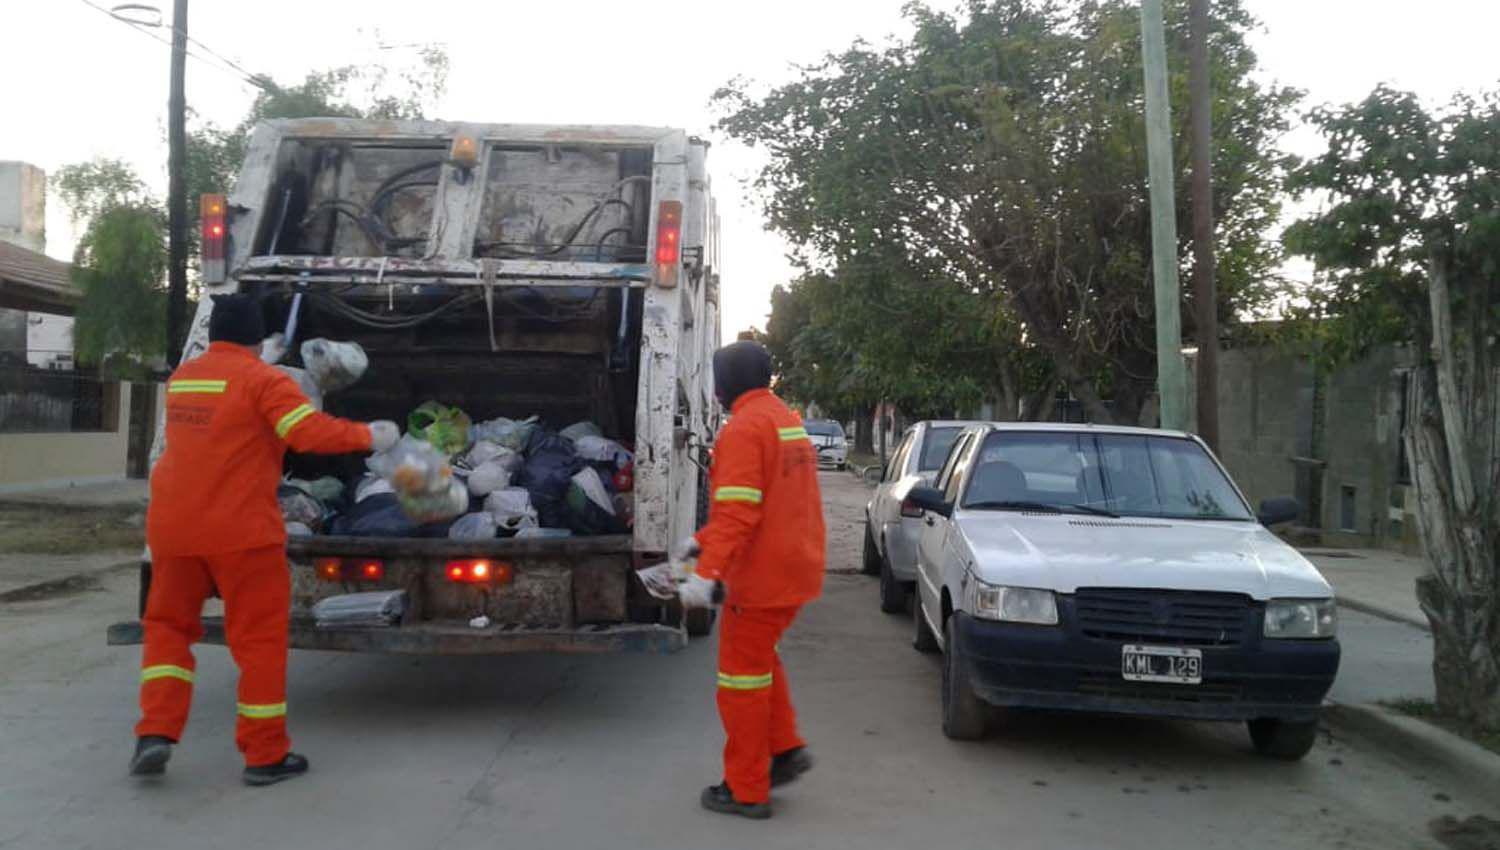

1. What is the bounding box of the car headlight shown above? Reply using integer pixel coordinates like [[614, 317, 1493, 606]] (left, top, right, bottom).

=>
[[967, 579, 1058, 625], [1263, 598, 1338, 639]]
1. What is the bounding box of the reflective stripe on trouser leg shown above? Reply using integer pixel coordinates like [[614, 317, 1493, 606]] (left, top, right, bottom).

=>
[[209, 545, 292, 767], [136, 554, 214, 742], [717, 604, 804, 804]]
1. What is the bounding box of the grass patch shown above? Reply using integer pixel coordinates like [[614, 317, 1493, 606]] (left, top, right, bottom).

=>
[[1381, 697, 1500, 756], [0, 502, 144, 555]]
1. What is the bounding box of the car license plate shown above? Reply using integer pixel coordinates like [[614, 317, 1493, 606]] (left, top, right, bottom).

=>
[[1121, 644, 1202, 684]]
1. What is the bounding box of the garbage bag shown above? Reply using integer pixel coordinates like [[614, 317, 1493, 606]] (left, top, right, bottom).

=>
[[574, 435, 632, 468], [407, 401, 472, 456], [398, 479, 470, 523], [517, 430, 584, 530], [300, 338, 368, 394], [353, 473, 394, 504], [467, 458, 513, 497], [368, 434, 453, 496], [484, 487, 539, 533], [559, 421, 603, 441], [465, 440, 523, 473], [470, 416, 538, 452], [278, 484, 324, 531], [565, 467, 625, 535], [278, 366, 322, 410], [328, 493, 421, 537], [448, 512, 498, 540], [313, 590, 406, 628], [286, 521, 315, 537], [288, 476, 345, 504]]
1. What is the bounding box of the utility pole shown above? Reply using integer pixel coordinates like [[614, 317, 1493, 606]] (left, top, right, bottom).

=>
[[1189, 0, 1219, 449], [1139, 0, 1189, 431], [166, 0, 189, 368]]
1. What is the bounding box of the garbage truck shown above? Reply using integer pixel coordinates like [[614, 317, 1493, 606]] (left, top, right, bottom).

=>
[[108, 119, 723, 654]]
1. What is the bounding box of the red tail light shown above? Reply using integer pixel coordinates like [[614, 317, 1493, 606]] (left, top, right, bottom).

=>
[[900, 498, 925, 519], [445, 559, 513, 585], [315, 558, 342, 582], [654, 200, 682, 287], [358, 560, 385, 581], [315, 558, 385, 582], [200, 193, 227, 284]]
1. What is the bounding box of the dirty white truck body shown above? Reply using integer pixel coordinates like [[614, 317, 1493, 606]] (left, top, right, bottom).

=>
[[109, 119, 722, 654]]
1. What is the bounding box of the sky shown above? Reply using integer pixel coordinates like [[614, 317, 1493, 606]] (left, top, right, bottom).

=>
[[5, 0, 1500, 342]]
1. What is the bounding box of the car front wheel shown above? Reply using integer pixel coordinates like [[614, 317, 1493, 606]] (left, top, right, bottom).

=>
[[942, 614, 989, 740], [1247, 718, 1319, 760]]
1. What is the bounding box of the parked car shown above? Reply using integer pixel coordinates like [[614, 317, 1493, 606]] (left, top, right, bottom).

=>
[[863, 420, 971, 613], [805, 419, 848, 470], [906, 423, 1340, 760]]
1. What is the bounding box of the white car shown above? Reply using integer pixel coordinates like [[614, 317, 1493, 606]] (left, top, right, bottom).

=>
[[907, 423, 1340, 760], [863, 421, 971, 613], [804, 420, 848, 470]]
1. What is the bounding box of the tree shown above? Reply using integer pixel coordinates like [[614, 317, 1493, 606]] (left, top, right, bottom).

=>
[[1286, 86, 1500, 733], [71, 204, 168, 376], [716, 0, 1295, 424]]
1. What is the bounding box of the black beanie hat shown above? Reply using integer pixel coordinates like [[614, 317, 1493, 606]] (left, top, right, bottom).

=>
[[208, 294, 266, 347], [713, 341, 773, 408]]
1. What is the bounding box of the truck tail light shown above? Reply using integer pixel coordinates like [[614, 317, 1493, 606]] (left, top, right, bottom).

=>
[[314, 558, 385, 582], [654, 200, 682, 288], [200, 193, 227, 285], [445, 559, 513, 585]]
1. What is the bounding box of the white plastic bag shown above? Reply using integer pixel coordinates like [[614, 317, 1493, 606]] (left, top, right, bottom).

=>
[[465, 440, 523, 472], [466, 459, 513, 497], [448, 512, 498, 540], [367, 434, 453, 496], [569, 467, 615, 515], [559, 421, 603, 441], [354, 474, 394, 504], [300, 338, 369, 393], [470, 416, 538, 452], [573, 435, 632, 468], [398, 479, 469, 523], [278, 366, 323, 410], [285, 521, 314, 537], [484, 487, 539, 533]]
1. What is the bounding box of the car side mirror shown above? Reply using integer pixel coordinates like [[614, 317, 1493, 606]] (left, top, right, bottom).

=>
[[1258, 496, 1300, 527], [907, 486, 952, 519]]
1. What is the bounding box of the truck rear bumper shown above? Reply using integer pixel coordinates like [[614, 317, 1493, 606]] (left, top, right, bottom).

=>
[[107, 617, 687, 655]]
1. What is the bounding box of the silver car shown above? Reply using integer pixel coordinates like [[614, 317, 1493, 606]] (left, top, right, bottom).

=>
[[805, 420, 848, 470], [863, 420, 971, 613]]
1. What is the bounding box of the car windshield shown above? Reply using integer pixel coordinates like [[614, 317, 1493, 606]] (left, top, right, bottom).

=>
[[960, 431, 1254, 521], [918, 426, 962, 471], [805, 421, 844, 438]]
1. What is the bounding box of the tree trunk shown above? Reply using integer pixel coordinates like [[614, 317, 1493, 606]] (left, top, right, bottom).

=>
[[1022, 386, 1058, 422], [853, 401, 875, 455], [1406, 258, 1500, 733]]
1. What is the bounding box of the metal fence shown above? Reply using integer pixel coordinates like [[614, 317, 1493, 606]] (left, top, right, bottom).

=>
[[0, 366, 112, 433]]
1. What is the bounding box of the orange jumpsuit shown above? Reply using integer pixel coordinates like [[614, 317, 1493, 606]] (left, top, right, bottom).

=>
[[138, 341, 372, 767], [694, 388, 826, 804]]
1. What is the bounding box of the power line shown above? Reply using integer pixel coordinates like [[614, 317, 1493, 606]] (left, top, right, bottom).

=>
[[76, 0, 270, 94]]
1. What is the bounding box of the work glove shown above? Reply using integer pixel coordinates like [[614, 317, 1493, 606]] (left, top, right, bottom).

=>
[[671, 535, 702, 563], [678, 574, 725, 609], [260, 332, 288, 365], [369, 420, 400, 453]]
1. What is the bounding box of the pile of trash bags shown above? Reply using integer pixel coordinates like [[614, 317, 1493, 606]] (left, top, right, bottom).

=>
[[281, 400, 636, 542]]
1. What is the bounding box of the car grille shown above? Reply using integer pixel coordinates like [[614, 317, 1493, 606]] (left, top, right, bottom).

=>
[[1072, 588, 1253, 647], [1076, 671, 1242, 703]]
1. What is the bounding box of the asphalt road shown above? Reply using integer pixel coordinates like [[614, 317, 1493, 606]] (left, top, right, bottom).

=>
[[0, 472, 1487, 850]]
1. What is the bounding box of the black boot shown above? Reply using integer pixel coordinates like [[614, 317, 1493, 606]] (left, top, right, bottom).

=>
[[770, 746, 814, 787], [128, 736, 174, 777], [700, 782, 772, 820], [243, 752, 310, 787]]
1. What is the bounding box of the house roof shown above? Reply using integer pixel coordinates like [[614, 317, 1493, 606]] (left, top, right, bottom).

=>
[[0, 241, 78, 315]]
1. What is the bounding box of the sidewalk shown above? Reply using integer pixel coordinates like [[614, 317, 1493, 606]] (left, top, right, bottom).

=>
[[0, 478, 147, 508], [1301, 546, 1429, 629], [0, 479, 146, 599]]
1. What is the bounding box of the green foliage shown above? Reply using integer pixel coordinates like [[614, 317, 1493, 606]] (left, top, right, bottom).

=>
[[70, 205, 167, 375], [717, 0, 1295, 423], [53, 159, 154, 224]]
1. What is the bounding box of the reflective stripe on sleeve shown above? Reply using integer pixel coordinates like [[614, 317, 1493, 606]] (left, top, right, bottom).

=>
[[714, 486, 763, 504], [777, 426, 809, 442], [275, 404, 316, 439], [140, 664, 195, 683], [717, 672, 773, 690], [237, 702, 287, 719], [167, 379, 227, 394]]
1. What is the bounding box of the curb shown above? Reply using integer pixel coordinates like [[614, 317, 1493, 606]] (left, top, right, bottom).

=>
[[1323, 702, 1500, 789], [0, 560, 137, 603], [1337, 596, 1430, 631]]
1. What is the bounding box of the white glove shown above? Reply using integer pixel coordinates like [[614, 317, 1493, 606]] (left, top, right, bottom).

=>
[[260, 332, 288, 365], [369, 421, 400, 453], [671, 535, 702, 563], [678, 574, 724, 609]]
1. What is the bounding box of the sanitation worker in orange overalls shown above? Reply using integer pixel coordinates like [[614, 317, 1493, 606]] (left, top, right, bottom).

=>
[[676, 340, 826, 819], [129, 294, 399, 786]]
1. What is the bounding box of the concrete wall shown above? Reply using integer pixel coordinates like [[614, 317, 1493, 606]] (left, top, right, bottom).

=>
[[1212, 346, 1310, 518], [0, 382, 132, 492], [0, 161, 46, 254]]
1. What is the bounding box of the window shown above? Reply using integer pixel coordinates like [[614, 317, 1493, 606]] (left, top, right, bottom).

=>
[[917, 426, 963, 472], [944, 433, 981, 504], [934, 433, 972, 496], [805, 420, 845, 439], [885, 433, 914, 482], [961, 431, 1254, 520]]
